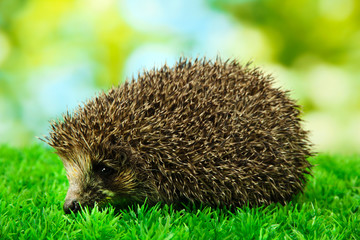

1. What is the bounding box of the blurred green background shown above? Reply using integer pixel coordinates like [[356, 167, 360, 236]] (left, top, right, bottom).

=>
[[0, 0, 359, 154]]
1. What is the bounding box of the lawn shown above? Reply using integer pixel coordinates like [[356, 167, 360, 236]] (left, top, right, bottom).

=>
[[0, 145, 359, 239]]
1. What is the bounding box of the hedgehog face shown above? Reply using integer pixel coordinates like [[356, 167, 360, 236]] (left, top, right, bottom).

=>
[[60, 147, 138, 214]]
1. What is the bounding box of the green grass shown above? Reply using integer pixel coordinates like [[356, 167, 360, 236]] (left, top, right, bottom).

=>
[[0, 145, 359, 240]]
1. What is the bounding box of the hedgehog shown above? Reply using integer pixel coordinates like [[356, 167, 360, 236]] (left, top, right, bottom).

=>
[[44, 57, 313, 214]]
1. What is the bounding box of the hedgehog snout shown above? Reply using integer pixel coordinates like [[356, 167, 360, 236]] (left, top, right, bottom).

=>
[[63, 198, 80, 214], [63, 184, 82, 214], [63, 182, 102, 214]]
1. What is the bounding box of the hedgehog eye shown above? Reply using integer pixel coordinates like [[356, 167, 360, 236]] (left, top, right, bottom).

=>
[[94, 163, 116, 177]]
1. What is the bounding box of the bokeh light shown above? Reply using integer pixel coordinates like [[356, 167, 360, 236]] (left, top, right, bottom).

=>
[[0, 0, 359, 154]]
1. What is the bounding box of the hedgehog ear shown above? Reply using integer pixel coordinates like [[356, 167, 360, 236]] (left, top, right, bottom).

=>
[[108, 146, 129, 165], [119, 150, 127, 163], [108, 134, 118, 145]]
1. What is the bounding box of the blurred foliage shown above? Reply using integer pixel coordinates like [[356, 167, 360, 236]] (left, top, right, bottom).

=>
[[0, 0, 359, 153], [210, 0, 360, 66], [0, 0, 141, 87]]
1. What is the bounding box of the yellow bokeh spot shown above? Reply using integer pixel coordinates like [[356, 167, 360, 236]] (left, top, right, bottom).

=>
[[0, 31, 11, 65]]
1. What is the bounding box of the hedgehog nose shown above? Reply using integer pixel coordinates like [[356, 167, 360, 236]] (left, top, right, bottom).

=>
[[63, 199, 80, 214]]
